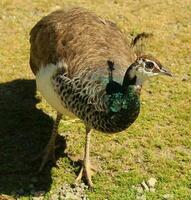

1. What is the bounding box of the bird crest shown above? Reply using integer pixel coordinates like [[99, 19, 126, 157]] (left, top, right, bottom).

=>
[[131, 32, 153, 59]]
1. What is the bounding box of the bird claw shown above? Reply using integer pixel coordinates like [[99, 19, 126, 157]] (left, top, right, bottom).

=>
[[30, 141, 59, 173], [38, 145, 56, 172], [75, 164, 94, 189]]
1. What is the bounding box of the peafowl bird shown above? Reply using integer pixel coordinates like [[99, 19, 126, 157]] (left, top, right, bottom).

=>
[[29, 7, 172, 187]]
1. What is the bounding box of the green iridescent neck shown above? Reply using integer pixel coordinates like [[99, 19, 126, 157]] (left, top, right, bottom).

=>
[[108, 85, 140, 113]]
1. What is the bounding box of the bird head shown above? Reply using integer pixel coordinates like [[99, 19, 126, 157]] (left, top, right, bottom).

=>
[[123, 54, 172, 92]]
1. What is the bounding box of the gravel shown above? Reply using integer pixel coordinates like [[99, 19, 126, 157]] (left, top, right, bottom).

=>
[[49, 183, 89, 200], [13, 182, 88, 200], [146, 178, 157, 188], [141, 181, 149, 191], [134, 177, 158, 200]]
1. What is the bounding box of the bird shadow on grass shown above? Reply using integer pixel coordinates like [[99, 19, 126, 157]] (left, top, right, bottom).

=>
[[0, 79, 69, 197]]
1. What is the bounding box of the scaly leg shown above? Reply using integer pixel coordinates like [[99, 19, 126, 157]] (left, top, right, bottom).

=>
[[38, 112, 62, 172], [76, 127, 94, 188]]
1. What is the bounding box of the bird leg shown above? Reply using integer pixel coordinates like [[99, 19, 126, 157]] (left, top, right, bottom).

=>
[[38, 112, 62, 172], [75, 127, 94, 188]]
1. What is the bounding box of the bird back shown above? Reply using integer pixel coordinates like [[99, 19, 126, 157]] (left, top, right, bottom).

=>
[[30, 7, 135, 79]]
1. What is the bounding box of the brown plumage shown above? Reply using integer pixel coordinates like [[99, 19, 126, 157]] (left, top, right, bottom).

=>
[[30, 7, 134, 77]]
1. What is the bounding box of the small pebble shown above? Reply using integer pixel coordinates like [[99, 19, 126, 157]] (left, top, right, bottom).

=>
[[141, 181, 149, 191], [147, 178, 157, 188], [182, 74, 190, 81], [136, 186, 144, 194]]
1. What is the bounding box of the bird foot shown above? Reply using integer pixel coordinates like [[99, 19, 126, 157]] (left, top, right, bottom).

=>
[[38, 142, 57, 172], [32, 140, 61, 172], [75, 163, 94, 189]]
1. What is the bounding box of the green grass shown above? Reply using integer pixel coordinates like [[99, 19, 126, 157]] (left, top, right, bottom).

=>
[[0, 0, 191, 199]]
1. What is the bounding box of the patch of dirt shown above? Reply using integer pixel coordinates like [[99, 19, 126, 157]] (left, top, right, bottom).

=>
[[49, 183, 89, 200]]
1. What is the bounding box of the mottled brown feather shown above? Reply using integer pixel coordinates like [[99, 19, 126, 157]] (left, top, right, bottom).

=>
[[29, 7, 135, 77]]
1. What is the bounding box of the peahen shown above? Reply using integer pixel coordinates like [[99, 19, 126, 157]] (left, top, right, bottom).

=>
[[29, 7, 172, 187]]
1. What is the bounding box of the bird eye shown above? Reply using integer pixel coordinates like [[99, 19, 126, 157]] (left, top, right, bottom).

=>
[[145, 61, 154, 69]]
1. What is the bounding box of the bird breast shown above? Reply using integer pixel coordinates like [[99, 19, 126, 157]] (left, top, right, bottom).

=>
[[36, 63, 76, 118]]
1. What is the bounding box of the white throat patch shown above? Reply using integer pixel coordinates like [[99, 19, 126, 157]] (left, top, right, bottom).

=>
[[129, 60, 158, 86]]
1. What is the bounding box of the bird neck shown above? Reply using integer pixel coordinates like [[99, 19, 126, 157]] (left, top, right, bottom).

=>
[[122, 62, 137, 90], [107, 85, 140, 113], [106, 62, 140, 113]]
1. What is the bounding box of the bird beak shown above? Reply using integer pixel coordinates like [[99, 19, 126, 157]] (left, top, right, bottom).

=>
[[160, 66, 173, 77]]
